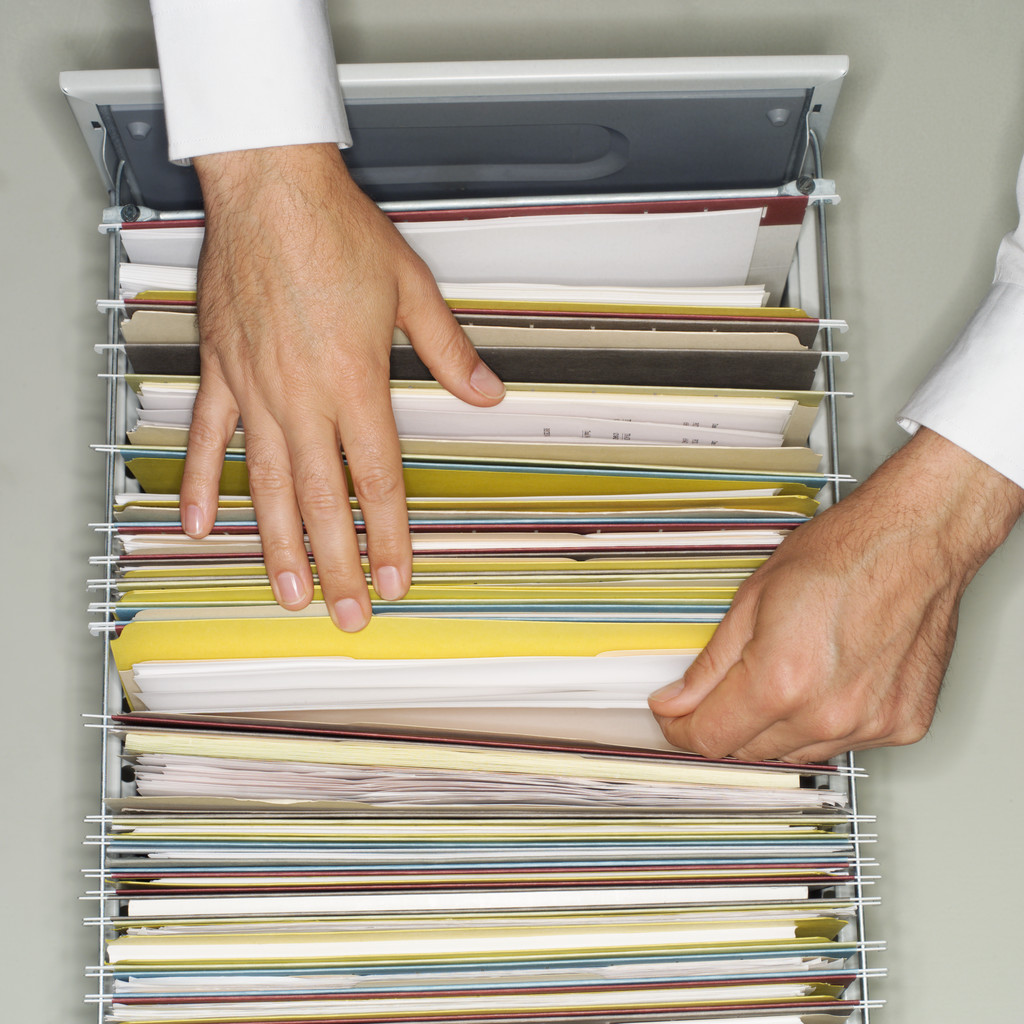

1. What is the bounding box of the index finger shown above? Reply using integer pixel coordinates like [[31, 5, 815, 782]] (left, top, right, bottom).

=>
[[333, 371, 413, 605]]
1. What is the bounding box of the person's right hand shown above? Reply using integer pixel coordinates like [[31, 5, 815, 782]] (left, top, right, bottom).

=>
[[183, 143, 505, 630], [649, 428, 1024, 762]]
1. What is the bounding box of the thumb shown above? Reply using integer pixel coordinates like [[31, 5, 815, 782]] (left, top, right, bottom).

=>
[[648, 591, 758, 717], [396, 258, 505, 406]]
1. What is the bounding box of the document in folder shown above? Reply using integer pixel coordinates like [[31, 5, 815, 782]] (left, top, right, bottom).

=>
[[120, 310, 828, 390], [119, 206, 766, 282], [118, 193, 810, 303]]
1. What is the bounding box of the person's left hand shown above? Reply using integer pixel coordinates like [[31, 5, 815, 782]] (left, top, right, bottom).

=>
[[183, 144, 505, 630]]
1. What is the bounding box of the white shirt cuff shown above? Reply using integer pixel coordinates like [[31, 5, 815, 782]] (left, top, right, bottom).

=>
[[150, 0, 351, 163], [898, 280, 1024, 489]]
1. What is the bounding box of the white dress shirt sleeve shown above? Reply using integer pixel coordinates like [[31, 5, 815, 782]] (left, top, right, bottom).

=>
[[898, 154, 1024, 488], [149, 0, 351, 163]]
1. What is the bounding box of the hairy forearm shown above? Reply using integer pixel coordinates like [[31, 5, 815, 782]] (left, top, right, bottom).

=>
[[851, 428, 1024, 581], [195, 144, 353, 221]]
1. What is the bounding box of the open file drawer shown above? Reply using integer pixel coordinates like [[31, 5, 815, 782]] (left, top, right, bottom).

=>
[[64, 54, 880, 1024]]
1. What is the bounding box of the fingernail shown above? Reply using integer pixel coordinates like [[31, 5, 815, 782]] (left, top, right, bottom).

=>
[[470, 362, 505, 399], [275, 571, 305, 607], [333, 597, 369, 632], [181, 504, 203, 537], [374, 565, 405, 601], [649, 680, 686, 702]]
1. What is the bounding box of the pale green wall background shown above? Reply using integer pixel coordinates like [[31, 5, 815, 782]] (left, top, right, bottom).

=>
[[2, 2, 1022, 1020]]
